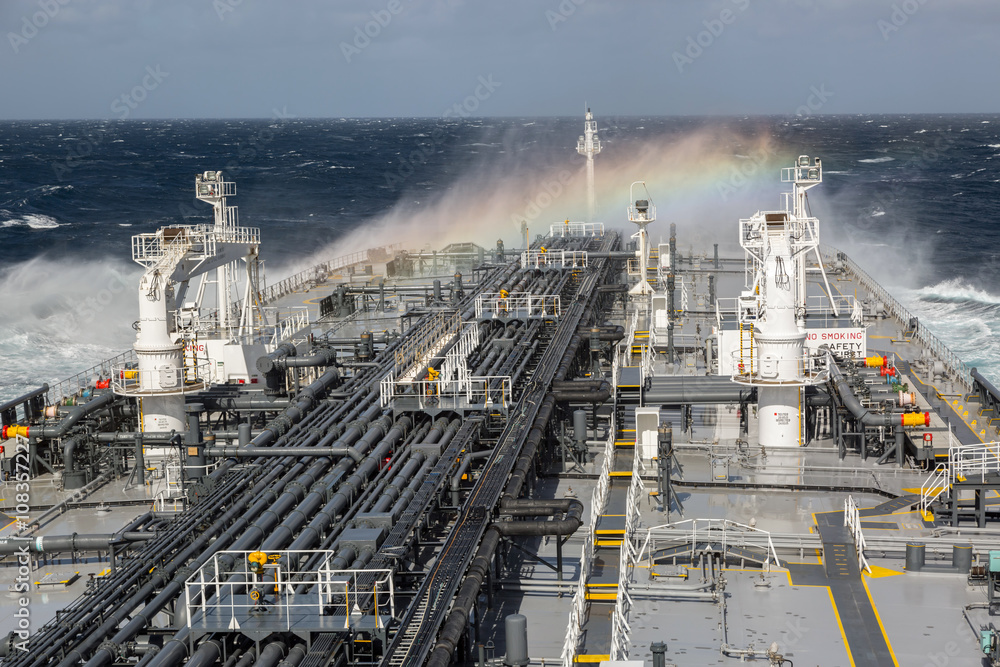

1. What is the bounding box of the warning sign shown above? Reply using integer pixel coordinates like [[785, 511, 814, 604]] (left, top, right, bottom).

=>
[[804, 327, 866, 358]]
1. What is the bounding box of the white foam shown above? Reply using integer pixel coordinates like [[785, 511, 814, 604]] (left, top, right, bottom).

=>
[[0, 258, 140, 402], [22, 214, 60, 229], [1, 214, 61, 229], [912, 279, 1000, 305], [858, 157, 895, 164]]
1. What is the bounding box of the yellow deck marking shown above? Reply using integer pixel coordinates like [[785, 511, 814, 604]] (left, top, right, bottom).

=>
[[862, 572, 900, 665]]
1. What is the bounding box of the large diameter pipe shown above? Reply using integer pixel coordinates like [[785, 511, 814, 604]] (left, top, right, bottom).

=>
[[829, 360, 892, 427], [645, 377, 754, 404], [203, 446, 354, 457], [37, 390, 116, 439], [496, 499, 584, 536]]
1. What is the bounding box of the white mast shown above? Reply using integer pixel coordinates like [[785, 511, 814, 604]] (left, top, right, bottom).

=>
[[627, 181, 655, 296], [732, 156, 829, 447], [576, 107, 602, 222]]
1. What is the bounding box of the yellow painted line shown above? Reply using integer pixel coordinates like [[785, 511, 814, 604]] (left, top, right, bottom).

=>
[[584, 592, 617, 600], [828, 588, 858, 667], [575, 655, 611, 663], [595, 539, 623, 547], [866, 565, 903, 579], [594, 529, 626, 535], [902, 487, 943, 495], [609, 471, 633, 477], [600, 514, 626, 517], [0, 518, 15, 532], [862, 572, 900, 666], [585, 583, 619, 588]]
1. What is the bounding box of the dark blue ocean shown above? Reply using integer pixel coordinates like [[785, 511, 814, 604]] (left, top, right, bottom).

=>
[[1, 115, 999, 400]]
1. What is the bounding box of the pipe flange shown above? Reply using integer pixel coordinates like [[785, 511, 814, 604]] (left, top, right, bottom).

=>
[[286, 481, 308, 498], [98, 641, 124, 660], [173, 566, 195, 583], [310, 481, 333, 502]]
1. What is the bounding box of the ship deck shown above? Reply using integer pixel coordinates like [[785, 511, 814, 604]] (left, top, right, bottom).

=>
[[2, 243, 998, 667]]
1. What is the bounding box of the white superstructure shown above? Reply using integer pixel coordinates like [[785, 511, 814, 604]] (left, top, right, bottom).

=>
[[116, 172, 273, 433], [730, 156, 831, 446]]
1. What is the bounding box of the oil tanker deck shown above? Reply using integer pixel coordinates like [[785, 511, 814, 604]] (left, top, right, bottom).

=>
[[2, 114, 1000, 667]]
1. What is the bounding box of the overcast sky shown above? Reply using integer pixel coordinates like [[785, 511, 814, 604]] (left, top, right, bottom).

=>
[[1, 0, 998, 119]]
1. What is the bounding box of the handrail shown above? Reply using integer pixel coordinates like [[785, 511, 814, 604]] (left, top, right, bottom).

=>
[[824, 245, 972, 390], [261, 244, 400, 305], [844, 495, 872, 575]]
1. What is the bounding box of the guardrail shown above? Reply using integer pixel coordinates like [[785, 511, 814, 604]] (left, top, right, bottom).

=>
[[609, 445, 645, 660], [112, 360, 210, 396], [638, 519, 780, 572], [560, 531, 592, 667], [844, 495, 872, 575], [521, 249, 588, 270], [185, 551, 395, 632], [47, 349, 138, 405], [473, 293, 561, 320], [920, 440, 1000, 514], [825, 245, 972, 390], [261, 244, 400, 305], [549, 222, 605, 238], [730, 350, 829, 385]]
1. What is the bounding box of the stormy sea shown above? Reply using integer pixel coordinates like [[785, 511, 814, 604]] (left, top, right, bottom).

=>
[[1, 114, 998, 400]]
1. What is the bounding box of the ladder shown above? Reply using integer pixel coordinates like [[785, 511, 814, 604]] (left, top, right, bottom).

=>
[[384, 595, 429, 667]]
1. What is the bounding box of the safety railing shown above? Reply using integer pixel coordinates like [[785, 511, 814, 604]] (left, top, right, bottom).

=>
[[379, 374, 511, 411], [637, 519, 780, 572], [609, 444, 645, 660], [267, 307, 311, 345], [844, 495, 872, 575], [520, 249, 588, 270], [393, 311, 460, 378], [919, 463, 950, 515], [112, 359, 211, 396], [826, 246, 972, 390], [730, 350, 829, 386], [185, 551, 395, 632], [560, 531, 593, 667], [473, 293, 561, 320], [609, 540, 634, 660], [152, 491, 185, 513], [920, 441, 1000, 514], [261, 244, 400, 305], [46, 349, 137, 405], [549, 221, 604, 238]]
